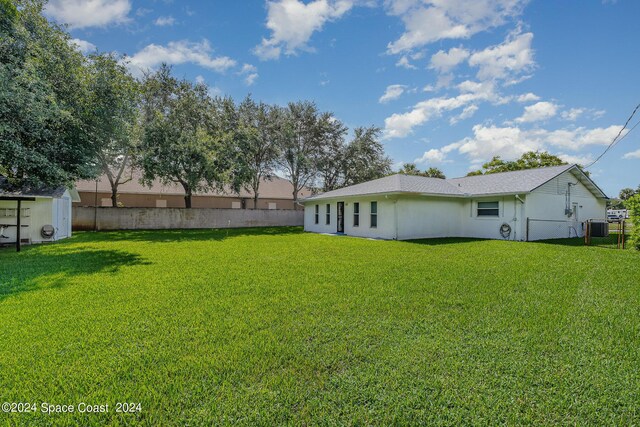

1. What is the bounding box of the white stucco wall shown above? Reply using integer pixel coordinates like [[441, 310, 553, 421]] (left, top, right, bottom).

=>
[[396, 196, 464, 240], [525, 171, 607, 240], [303, 170, 606, 242], [460, 195, 527, 241], [304, 196, 397, 239]]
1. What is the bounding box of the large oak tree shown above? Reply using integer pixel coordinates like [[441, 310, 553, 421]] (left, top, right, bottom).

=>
[[87, 53, 140, 207], [140, 65, 232, 208], [0, 0, 99, 190]]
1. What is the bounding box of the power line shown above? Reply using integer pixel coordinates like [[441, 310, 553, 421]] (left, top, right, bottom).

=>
[[584, 102, 640, 169]]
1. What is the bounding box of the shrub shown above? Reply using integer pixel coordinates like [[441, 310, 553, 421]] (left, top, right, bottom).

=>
[[626, 194, 640, 250]]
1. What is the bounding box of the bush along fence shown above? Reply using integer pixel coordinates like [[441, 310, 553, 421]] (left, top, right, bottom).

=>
[[73, 207, 304, 231], [626, 194, 640, 250]]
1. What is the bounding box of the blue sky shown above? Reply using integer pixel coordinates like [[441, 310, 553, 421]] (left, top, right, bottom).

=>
[[47, 0, 640, 196]]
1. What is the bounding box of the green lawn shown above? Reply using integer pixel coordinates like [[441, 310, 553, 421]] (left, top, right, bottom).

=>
[[1, 227, 639, 425]]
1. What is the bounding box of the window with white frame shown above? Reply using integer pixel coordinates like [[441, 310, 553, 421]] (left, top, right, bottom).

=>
[[326, 204, 331, 225], [370, 201, 377, 228], [477, 201, 499, 217], [314, 204, 319, 224], [353, 202, 360, 227]]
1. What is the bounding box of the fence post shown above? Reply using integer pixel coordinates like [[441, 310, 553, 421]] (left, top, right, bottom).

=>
[[585, 221, 590, 246]]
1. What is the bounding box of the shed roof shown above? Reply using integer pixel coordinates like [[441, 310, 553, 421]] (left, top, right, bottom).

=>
[[304, 164, 607, 201], [0, 177, 68, 198]]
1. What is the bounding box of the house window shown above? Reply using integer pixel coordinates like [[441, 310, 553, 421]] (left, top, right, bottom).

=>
[[353, 202, 360, 227], [326, 204, 331, 225], [370, 201, 377, 228], [314, 205, 319, 224], [477, 201, 499, 216]]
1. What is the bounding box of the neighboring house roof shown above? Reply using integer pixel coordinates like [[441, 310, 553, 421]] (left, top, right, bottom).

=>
[[75, 170, 310, 200], [0, 176, 68, 198], [304, 164, 607, 201]]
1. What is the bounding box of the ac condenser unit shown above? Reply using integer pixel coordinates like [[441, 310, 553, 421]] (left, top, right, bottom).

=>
[[590, 222, 609, 238]]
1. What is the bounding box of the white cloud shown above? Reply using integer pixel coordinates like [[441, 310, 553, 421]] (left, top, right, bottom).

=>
[[238, 63, 259, 86], [449, 104, 478, 125], [516, 92, 540, 103], [45, 0, 131, 28], [136, 8, 152, 17], [623, 149, 640, 159], [468, 30, 534, 81], [195, 75, 206, 84], [560, 108, 585, 121], [557, 153, 594, 165], [515, 101, 558, 123], [425, 124, 625, 164], [396, 55, 417, 69], [240, 64, 258, 74], [379, 84, 407, 103], [244, 73, 259, 86], [386, 0, 527, 54], [207, 86, 223, 97], [414, 148, 448, 164], [69, 38, 96, 54], [254, 0, 354, 60], [429, 46, 469, 73], [154, 16, 176, 26], [383, 80, 506, 138], [127, 40, 236, 75]]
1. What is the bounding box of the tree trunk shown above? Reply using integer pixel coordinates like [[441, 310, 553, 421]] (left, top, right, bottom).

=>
[[292, 189, 298, 210], [111, 186, 118, 207], [253, 194, 259, 210], [180, 182, 192, 208]]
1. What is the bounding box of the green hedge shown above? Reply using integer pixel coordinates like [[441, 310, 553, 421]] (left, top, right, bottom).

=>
[[626, 194, 640, 250]]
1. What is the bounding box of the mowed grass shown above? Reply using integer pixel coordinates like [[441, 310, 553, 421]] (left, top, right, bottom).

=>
[[1, 227, 639, 426]]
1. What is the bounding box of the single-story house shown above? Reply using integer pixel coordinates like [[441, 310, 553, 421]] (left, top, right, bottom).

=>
[[75, 171, 310, 210], [302, 164, 608, 241], [0, 178, 80, 246]]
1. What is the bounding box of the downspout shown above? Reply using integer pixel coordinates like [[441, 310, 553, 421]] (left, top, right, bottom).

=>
[[394, 199, 398, 240], [514, 195, 525, 241]]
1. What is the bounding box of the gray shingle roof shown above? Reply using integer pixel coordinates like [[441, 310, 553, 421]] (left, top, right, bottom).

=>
[[447, 164, 574, 196], [0, 177, 67, 198], [304, 164, 607, 201], [305, 174, 464, 200]]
